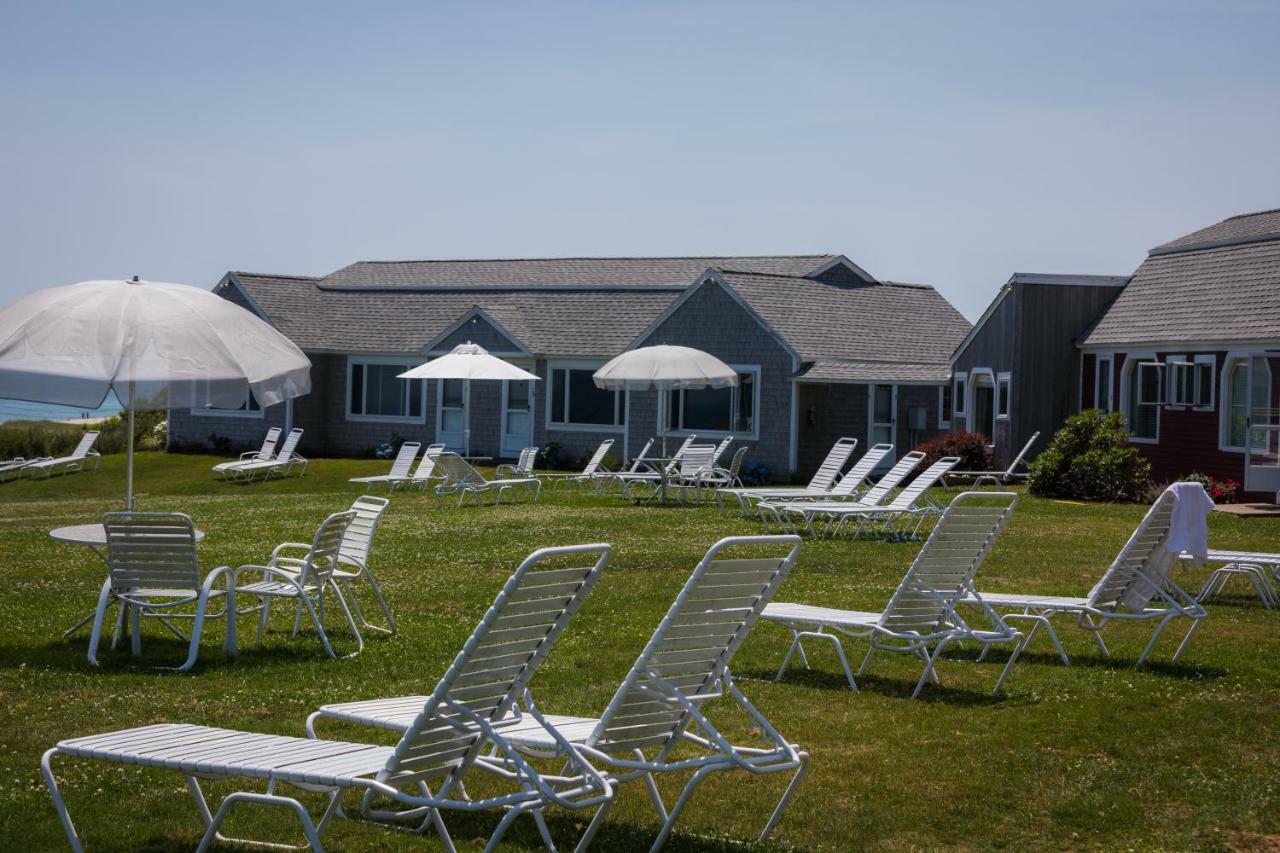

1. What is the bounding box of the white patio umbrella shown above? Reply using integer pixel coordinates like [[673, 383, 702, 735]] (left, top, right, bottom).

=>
[[0, 277, 311, 508], [593, 344, 737, 455], [398, 342, 539, 457]]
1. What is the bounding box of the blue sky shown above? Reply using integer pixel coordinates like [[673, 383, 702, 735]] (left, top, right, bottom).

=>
[[1, 1, 1277, 320]]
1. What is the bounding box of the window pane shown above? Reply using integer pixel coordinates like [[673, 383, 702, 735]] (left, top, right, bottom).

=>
[[1097, 361, 1111, 410], [364, 364, 381, 414], [955, 379, 966, 412], [1195, 364, 1213, 407], [998, 380, 1010, 416], [350, 365, 364, 414], [1229, 362, 1249, 447], [682, 386, 732, 431], [441, 409, 464, 432], [1130, 364, 1159, 439], [667, 390, 680, 430], [736, 373, 754, 432], [551, 371, 567, 423], [507, 380, 530, 409], [941, 384, 952, 421], [568, 369, 616, 425], [408, 379, 422, 418], [376, 365, 403, 415], [442, 378, 464, 408], [873, 385, 893, 422]]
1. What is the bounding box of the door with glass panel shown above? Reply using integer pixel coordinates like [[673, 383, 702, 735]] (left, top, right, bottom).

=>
[[501, 379, 533, 457], [870, 384, 896, 466], [436, 378, 465, 451]]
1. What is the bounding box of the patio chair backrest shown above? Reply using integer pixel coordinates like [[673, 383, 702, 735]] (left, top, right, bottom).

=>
[[426, 443, 446, 455], [413, 447, 445, 481], [274, 428, 303, 462], [588, 535, 801, 754], [678, 444, 716, 477], [253, 427, 283, 462], [434, 452, 486, 487], [828, 443, 893, 497], [341, 496, 390, 567], [388, 442, 421, 478], [581, 439, 614, 475], [725, 445, 748, 478], [857, 450, 926, 507], [881, 457, 960, 511], [71, 431, 99, 459], [103, 511, 201, 593], [628, 438, 655, 473], [296, 510, 357, 587], [878, 492, 1017, 635], [808, 437, 858, 491], [1085, 490, 1177, 612], [710, 436, 733, 465], [379, 543, 611, 791], [1007, 431, 1041, 473]]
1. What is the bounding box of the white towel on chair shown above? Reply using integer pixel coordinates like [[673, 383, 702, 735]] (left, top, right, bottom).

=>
[[1124, 482, 1214, 611]]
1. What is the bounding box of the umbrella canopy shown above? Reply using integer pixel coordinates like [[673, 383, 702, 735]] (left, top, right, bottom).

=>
[[593, 345, 737, 455], [0, 277, 312, 507], [592, 344, 737, 391], [398, 342, 539, 382], [398, 343, 538, 457]]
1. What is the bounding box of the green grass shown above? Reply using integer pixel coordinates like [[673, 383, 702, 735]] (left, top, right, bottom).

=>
[[1, 452, 1278, 850]]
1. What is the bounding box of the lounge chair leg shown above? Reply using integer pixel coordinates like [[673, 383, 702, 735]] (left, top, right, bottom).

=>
[[256, 596, 271, 646], [86, 579, 113, 666], [130, 605, 142, 657], [857, 644, 877, 676], [195, 788, 327, 853], [328, 582, 365, 656], [992, 632, 1025, 695], [1172, 618, 1202, 662], [912, 639, 949, 698], [177, 593, 210, 672], [302, 596, 338, 659], [650, 764, 717, 852], [573, 798, 616, 853], [1136, 614, 1175, 668], [42, 749, 84, 853], [759, 750, 809, 841]]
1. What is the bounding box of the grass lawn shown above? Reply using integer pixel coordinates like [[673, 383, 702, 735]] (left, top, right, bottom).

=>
[[1, 452, 1278, 851]]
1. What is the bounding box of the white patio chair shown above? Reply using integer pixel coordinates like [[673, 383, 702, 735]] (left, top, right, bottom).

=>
[[211, 426, 281, 479], [764, 492, 1025, 698], [228, 427, 307, 482], [965, 489, 1208, 668], [87, 512, 234, 672], [539, 439, 614, 490], [328, 495, 398, 636], [944, 431, 1041, 487], [765, 456, 957, 540], [717, 437, 865, 515], [24, 431, 101, 478], [232, 510, 363, 659], [667, 443, 718, 503], [44, 544, 614, 853], [690, 445, 749, 502], [433, 452, 542, 506], [312, 535, 807, 853], [348, 441, 420, 490], [496, 445, 540, 478], [759, 450, 926, 534]]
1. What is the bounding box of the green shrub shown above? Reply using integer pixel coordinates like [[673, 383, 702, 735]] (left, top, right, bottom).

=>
[[913, 430, 991, 471], [1028, 409, 1151, 502], [0, 410, 167, 459]]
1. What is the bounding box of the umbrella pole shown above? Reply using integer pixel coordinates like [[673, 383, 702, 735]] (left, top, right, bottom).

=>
[[125, 407, 135, 510], [463, 378, 471, 458]]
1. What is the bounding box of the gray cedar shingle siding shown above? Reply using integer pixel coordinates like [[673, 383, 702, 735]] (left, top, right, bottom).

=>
[[1081, 237, 1280, 348]]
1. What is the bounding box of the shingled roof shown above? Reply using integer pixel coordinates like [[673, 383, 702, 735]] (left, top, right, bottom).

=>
[[222, 255, 968, 374], [1081, 209, 1280, 348]]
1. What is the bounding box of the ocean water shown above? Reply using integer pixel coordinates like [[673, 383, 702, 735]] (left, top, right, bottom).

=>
[[0, 397, 123, 424]]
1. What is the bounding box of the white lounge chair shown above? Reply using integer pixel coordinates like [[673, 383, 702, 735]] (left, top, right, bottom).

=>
[[0, 453, 51, 481], [24, 431, 100, 478], [539, 439, 614, 490], [348, 441, 420, 490], [759, 450, 925, 534], [717, 437, 864, 515], [312, 535, 808, 852], [211, 426, 281, 479], [727, 443, 892, 516], [944, 431, 1041, 487], [764, 492, 1025, 697], [227, 427, 307, 482], [496, 445, 539, 478], [596, 437, 655, 492], [88, 512, 234, 672], [1185, 549, 1280, 609], [765, 456, 957, 540], [330, 495, 397, 636], [232, 510, 362, 658], [966, 489, 1208, 668], [433, 452, 541, 506], [401, 443, 446, 491], [44, 544, 614, 853]]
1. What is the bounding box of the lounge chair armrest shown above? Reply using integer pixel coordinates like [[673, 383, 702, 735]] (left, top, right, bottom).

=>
[[232, 564, 306, 587], [269, 541, 314, 561]]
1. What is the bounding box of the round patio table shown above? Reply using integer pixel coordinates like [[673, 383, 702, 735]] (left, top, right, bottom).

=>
[[52, 523, 206, 637]]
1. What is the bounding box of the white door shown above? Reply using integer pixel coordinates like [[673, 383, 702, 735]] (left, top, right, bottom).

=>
[[501, 379, 533, 457], [437, 378, 465, 451], [869, 384, 896, 464]]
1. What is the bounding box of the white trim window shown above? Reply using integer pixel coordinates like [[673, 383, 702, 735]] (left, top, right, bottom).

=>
[[191, 388, 263, 419], [952, 372, 968, 418], [1167, 355, 1215, 410], [996, 372, 1012, 420], [548, 364, 625, 431], [938, 383, 952, 429], [1121, 355, 1161, 442], [347, 356, 425, 423], [1221, 354, 1271, 452], [665, 367, 760, 438], [1094, 354, 1114, 411]]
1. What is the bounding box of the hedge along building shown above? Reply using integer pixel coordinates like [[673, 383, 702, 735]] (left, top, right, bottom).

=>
[[169, 255, 971, 479]]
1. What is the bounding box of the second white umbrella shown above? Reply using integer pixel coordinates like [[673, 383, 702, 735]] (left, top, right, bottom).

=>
[[399, 342, 539, 457]]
